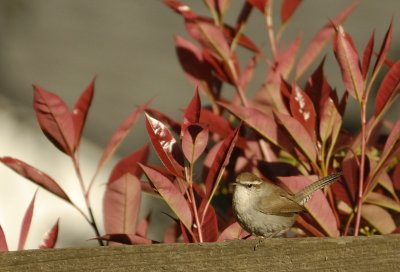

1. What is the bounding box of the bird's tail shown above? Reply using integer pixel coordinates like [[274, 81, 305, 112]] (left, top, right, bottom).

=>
[[294, 172, 342, 205]]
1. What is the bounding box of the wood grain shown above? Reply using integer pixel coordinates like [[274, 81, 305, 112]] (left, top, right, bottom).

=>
[[1, 234, 400, 271]]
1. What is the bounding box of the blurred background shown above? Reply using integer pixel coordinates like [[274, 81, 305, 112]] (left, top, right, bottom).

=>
[[0, 0, 398, 249]]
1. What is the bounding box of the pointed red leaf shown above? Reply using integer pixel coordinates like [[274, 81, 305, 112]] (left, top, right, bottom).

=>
[[219, 102, 291, 150], [319, 97, 341, 142], [0, 157, 71, 203], [361, 32, 375, 79], [18, 191, 37, 250], [361, 204, 396, 234], [199, 200, 218, 242], [182, 124, 209, 163], [183, 88, 201, 125], [33, 85, 75, 155], [382, 120, 400, 157], [280, 0, 302, 24], [39, 219, 59, 249], [247, 0, 268, 13], [372, 22, 393, 75], [217, 222, 248, 241], [274, 112, 317, 163], [196, 22, 231, 61], [333, 25, 364, 100], [94, 102, 147, 177], [139, 164, 193, 232], [289, 85, 316, 140], [374, 60, 400, 117], [279, 176, 339, 237], [145, 113, 184, 177], [0, 225, 8, 252], [239, 56, 257, 91], [108, 144, 150, 184], [103, 174, 141, 235], [296, 3, 356, 78], [145, 107, 181, 134], [175, 35, 214, 89], [72, 77, 95, 148], [205, 126, 240, 199], [163, 0, 197, 19]]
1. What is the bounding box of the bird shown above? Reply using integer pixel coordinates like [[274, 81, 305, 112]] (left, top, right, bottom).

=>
[[232, 172, 342, 238]]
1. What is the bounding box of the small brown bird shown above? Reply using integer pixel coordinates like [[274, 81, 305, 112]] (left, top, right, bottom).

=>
[[232, 172, 342, 238]]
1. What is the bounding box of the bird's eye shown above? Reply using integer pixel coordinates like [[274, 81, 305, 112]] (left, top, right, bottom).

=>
[[247, 184, 253, 189]]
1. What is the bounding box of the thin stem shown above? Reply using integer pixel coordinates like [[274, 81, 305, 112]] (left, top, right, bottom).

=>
[[265, 0, 277, 60], [72, 155, 104, 246], [354, 102, 367, 236], [190, 187, 203, 243]]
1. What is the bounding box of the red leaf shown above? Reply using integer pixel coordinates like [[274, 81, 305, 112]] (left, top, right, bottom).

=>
[[0, 157, 71, 203], [247, 0, 268, 13], [182, 124, 209, 163], [372, 22, 393, 76], [199, 201, 218, 242], [103, 174, 141, 235], [139, 164, 193, 232], [145, 107, 181, 134], [279, 176, 339, 237], [181, 88, 202, 138], [33, 85, 75, 155], [333, 25, 364, 100], [204, 126, 240, 199], [392, 163, 400, 191], [18, 191, 37, 250], [219, 102, 291, 150], [39, 219, 59, 249], [256, 36, 301, 113], [145, 113, 184, 177], [136, 213, 151, 238], [175, 35, 214, 90], [280, 0, 302, 24], [108, 144, 150, 184], [296, 3, 356, 78], [361, 32, 375, 79], [72, 77, 95, 148], [239, 56, 257, 91], [94, 102, 147, 177], [382, 120, 400, 157], [374, 60, 400, 117], [361, 204, 396, 234], [289, 85, 316, 140], [0, 225, 8, 252], [319, 97, 341, 143], [95, 234, 152, 245], [163, 223, 180, 243], [163, 0, 197, 19], [217, 222, 248, 241], [195, 22, 231, 61], [274, 112, 317, 163]]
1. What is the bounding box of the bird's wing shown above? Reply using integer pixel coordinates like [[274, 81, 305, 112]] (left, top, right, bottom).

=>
[[256, 187, 304, 215]]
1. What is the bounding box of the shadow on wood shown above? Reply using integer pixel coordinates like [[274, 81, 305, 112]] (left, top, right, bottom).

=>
[[1, 234, 400, 271]]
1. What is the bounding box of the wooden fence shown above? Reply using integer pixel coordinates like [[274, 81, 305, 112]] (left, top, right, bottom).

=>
[[1, 234, 399, 271]]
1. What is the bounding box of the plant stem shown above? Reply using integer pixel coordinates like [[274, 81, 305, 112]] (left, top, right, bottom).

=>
[[189, 183, 203, 243], [72, 155, 104, 246], [353, 102, 367, 236], [265, 0, 277, 60]]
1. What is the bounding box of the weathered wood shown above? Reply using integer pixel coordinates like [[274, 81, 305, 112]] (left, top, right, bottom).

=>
[[1, 234, 400, 271]]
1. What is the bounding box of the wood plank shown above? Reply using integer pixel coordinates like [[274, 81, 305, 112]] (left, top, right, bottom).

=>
[[1, 234, 400, 271]]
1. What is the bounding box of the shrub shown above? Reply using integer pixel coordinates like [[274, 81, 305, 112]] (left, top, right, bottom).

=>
[[0, 0, 399, 249]]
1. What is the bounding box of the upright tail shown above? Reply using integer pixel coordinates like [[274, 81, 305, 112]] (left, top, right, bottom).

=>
[[294, 172, 342, 205]]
